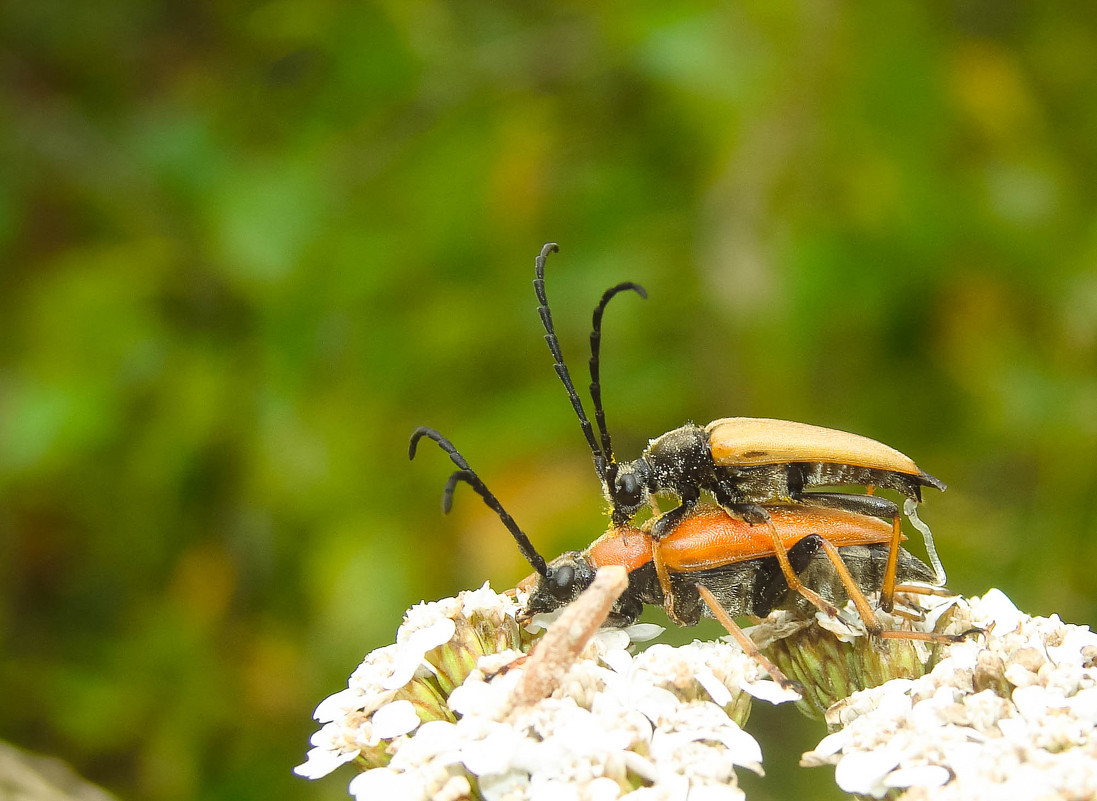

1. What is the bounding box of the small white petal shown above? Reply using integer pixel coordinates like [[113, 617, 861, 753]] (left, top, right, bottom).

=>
[[810, 730, 849, 759], [554, 708, 610, 756], [292, 745, 358, 780], [313, 687, 363, 722], [390, 720, 462, 767], [407, 617, 457, 654], [921, 596, 961, 630], [713, 725, 764, 773], [621, 749, 660, 783], [448, 679, 505, 717], [601, 647, 633, 674], [1068, 687, 1097, 723], [1003, 662, 1038, 688], [833, 749, 901, 797], [1047, 627, 1097, 666], [384, 619, 457, 690], [591, 628, 632, 653], [883, 764, 951, 789], [308, 720, 342, 747], [815, 609, 859, 642], [695, 669, 733, 708], [587, 776, 623, 801], [996, 715, 1028, 740], [462, 582, 508, 611], [524, 611, 560, 634], [511, 736, 569, 775], [1012, 685, 1053, 721], [874, 687, 914, 721], [633, 685, 684, 722], [944, 641, 980, 671], [372, 699, 421, 738], [742, 679, 801, 704], [974, 588, 1022, 633], [624, 623, 665, 642], [348, 767, 426, 801]]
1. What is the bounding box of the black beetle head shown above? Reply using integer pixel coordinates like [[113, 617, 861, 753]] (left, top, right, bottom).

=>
[[519, 552, 597, 619], [608, 460, 651, 524]]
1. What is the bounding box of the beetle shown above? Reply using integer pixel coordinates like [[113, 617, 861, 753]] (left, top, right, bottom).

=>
[[532, 242, 947, 610], [409, 426, 960, 691], [518, 503, 942, 634]]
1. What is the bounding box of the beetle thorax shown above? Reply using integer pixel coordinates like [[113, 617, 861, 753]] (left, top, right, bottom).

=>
[[644, 423, 714, 491]]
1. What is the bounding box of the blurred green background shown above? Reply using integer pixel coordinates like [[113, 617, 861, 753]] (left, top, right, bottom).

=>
[[3, 2, 1096, 800]]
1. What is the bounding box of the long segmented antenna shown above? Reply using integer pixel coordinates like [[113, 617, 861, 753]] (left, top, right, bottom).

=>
[[409, 426, 549, 577], [589, 281, 647, 471], [534, 243, 606, 480]]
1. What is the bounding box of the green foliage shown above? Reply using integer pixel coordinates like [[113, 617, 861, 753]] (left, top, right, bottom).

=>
[[2, 3, 1096, 800]]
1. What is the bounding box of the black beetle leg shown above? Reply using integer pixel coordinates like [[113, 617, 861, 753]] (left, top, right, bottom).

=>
[[709, 485, 772, 525], [789, 491, 902, 612], [650, 485, 701, 541], [791, 491, 898, 521]]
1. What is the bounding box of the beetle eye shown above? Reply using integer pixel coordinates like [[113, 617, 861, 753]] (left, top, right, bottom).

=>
[[615, 472, 643, 508], [551, 565, 574, 593]]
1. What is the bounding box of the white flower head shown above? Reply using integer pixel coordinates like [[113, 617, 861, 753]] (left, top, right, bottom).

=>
[[803, 590, 1097, 799], [298, 579, 778, 798]]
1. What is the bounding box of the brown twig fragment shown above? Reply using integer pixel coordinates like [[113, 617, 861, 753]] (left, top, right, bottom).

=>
[[511, 565, 629, 707]]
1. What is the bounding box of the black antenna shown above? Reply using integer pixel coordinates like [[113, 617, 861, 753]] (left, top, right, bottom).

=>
[[589, 281, 647, 470], [409, 426, 549, 577], [534, 242, 607, 480]]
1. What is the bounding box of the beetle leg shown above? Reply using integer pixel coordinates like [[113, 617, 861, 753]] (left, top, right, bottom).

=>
[[695, 583, 800, 694], [814, 538, 883, 636], [815, 541, 975, 644], [879, 626, 980, 644], [727, 502, 771, 525], [651, 537, 689, 625], [650, 486, 700, 541], [709, 483, 773, 525], [790, 491, 898, 520], [879, 513, 902, 613], [787, 491, 902, 613], [758, 518, 840, 619]]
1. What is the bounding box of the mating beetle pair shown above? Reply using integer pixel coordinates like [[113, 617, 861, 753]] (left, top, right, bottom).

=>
[[411, 242, 952, 679], [409, 425, 954, 692]]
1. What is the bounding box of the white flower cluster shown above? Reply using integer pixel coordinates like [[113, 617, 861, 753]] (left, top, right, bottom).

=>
[[295, 583, 798, 801], [434, 638, 769, 801], [802, 589, 1097, 800], [294, 584, 522, 784]]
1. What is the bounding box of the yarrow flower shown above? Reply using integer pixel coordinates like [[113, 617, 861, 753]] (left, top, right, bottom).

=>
[[297, 572, 1097, 799], [295, 571, 795, 800], [802, 589, 1097, 799], [750, 588, 963, 718]]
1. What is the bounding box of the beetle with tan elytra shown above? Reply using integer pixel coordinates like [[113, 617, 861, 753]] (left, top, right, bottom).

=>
[[533, 242, 947, 613]]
